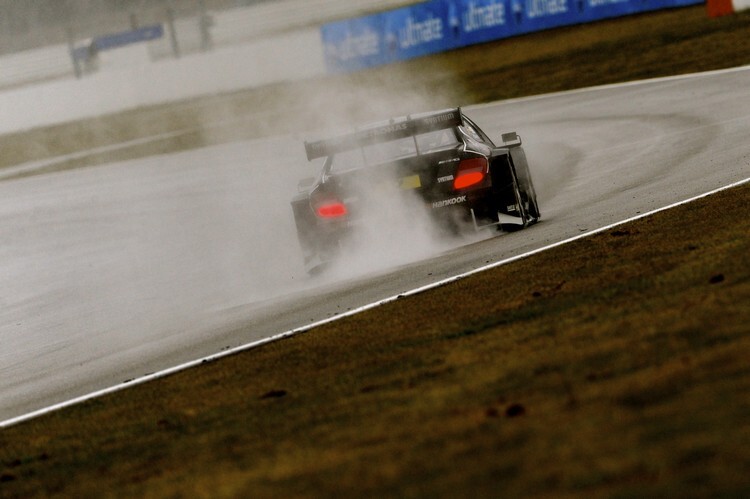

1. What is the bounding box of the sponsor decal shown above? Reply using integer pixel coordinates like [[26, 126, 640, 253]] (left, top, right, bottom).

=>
[[307, 121, 411, 159], [423, 112, 456, 125], [363, 122, 409, 140], [526, 0, 569, 18], [463, 1, 507, 32], [432, 195, 467, 208], [399, 14, 444, 48], [400, 175, 422, 189], [589, 0, 629, 5], [325, 28, 380, 62]]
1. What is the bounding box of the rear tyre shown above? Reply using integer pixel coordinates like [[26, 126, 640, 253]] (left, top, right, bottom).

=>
[[526, 188, 540, 222], [500, 182, 529, 232], [302, 237, 341, 276], [510, 147, 540, 224]]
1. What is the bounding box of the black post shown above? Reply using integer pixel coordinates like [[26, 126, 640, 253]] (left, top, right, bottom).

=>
[[66, 25, 82, 79], [198, 0, 213, 51], [166, 7, 181, 58]]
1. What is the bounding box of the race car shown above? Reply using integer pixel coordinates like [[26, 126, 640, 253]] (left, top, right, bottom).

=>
[[291, 107, 540, 274]]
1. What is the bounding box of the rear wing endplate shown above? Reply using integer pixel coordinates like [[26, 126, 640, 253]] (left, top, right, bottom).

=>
[[500, 132, 522, 147], [305, 108, 463, 161]]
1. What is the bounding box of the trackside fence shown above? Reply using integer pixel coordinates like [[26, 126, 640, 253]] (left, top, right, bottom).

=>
[[320, 0, 704, 73]]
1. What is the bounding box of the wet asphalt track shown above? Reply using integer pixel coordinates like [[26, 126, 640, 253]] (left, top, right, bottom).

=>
[[1, 67, 749, 424]]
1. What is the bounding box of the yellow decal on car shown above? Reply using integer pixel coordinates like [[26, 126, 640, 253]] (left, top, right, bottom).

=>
[[400, 175, 421, 189]]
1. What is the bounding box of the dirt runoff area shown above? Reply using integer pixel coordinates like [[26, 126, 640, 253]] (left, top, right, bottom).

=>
[[1, 5, 750, 498]]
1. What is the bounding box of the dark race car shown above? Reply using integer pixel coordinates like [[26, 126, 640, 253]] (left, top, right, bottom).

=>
[[291, 107, 540, 274]]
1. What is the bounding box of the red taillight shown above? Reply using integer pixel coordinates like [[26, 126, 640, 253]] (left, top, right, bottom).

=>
[[453, 157, 488, 190], [316, 201, 347, 218]]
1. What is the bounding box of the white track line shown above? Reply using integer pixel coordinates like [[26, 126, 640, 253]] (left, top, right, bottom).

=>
[[2, 176, 748, 429], [465, 64, 750, 110], [0, 131, 188, 180]]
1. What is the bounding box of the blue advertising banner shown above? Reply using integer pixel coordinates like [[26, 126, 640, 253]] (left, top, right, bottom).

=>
[[94, 24, 164, 51], [321, 0, 702, 72], [73, 24, 165, 62]]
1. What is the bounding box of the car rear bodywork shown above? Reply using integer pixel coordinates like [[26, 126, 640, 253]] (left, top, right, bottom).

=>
[[291, 108, 539, 274]]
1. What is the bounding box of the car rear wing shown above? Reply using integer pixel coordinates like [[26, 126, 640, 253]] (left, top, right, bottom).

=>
[[304, 108, 463, 161]]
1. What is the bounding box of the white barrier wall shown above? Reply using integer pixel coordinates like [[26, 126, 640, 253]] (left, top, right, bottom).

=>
[[0, 28, 325, 135], [0, 44, 74, 89]]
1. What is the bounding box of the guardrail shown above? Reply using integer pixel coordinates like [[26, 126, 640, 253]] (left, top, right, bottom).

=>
[[321, 0, 704, 73]]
